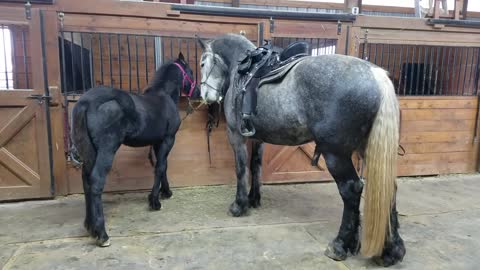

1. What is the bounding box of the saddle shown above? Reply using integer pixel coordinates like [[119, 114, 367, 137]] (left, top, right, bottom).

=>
[[236, 41, 310, 92], [236, 41, 310, 137]]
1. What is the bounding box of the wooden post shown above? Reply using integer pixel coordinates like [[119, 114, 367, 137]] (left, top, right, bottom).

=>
[[433, 0, 441, 19], [454, 0, 463, 20], [462, 0, 468, 19], [232, 0, 239, 8], [344, 0, 359, 14]]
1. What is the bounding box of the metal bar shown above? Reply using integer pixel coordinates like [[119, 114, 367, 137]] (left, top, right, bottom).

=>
[[458, 48, 466, 95], [468, 48, 475, 94], [127, 35, 131, 92], [1, 25, 9, 89], [153, 37, 157, 71], [380, 44, 385, 67], [186, 38, 190, 63], [455, 47, 461, 95], [439, 46, 446, 95], [409, 46, 415, 95], [117, 34, 122, 89], [344, 26, 350, 55], [135, 35, 140, 93], [422, 46, 428, 95], [144, 36, 149, 84], [80, 33, 86, 91], [373, 43, 377, 64], [415, 46, 422, 95], [70, 32, 76, 91], [99, 33, 104, 85], [60, 31, 67, 97], [474, 48, 480, 95], [396, 45, 403, 94], [451, 47, 458, 94], [368, 41, 372, 61], [444, 47, 451, 95], [386, 44, 390, 72], [108, 34, 113, 87], [433, 47, 440, 95], [427, 46, 434, 95], [10, 27, 18, 88], [316, 38, 320, 56], [403, 46, 409, 95], [39, 10, 55, 196], [170, 38, 173, 60], [89, 33, 95, 88], [461, 48, 469, 95], [392, 45, 397, 91], [194, 37, 198, 82], [22, 29, 29, 88], [161, 37, 165, 65]]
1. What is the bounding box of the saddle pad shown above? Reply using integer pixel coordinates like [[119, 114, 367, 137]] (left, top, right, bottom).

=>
[[258, 57, 308, 88]]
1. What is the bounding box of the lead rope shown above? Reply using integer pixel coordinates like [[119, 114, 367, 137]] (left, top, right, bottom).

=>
[[206, 103, 221, 167]]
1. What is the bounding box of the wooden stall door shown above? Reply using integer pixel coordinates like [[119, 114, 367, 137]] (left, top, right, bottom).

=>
[[0, 9, 53, 201]]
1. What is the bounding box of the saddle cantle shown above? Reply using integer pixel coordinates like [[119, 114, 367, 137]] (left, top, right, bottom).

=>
[[279, 41, 310, 61], [259, 57, 307, 88]]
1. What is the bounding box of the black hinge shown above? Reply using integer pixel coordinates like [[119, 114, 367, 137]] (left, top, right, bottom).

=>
[[269, 17, 275, 33], [28, 94, 52, 104], [25, 1, 32, 20]]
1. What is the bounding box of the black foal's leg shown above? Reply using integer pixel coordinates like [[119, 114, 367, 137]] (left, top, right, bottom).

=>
[[82, 167, 94, 236], [323, 152, 363, 261], [374, 189, 406, 267], [227, 128, 249, 217], [149, 136, 175, 210], [89, 150, 116, 247], [248, 140, 264, 208]]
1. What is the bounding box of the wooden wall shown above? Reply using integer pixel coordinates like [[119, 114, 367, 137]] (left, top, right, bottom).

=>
[[397, 96, 478, 176]]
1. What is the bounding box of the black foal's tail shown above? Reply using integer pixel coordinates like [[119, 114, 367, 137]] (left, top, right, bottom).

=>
[[71, 101, 96, 171]]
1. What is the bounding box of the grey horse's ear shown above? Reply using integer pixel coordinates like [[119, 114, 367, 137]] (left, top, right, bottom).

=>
[[196, 35, 209, 51]]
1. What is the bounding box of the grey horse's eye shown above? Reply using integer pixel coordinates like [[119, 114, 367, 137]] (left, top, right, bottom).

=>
[[201, 63, 205, 68]]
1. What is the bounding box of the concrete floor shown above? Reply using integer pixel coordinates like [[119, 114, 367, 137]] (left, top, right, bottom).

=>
[[1, 174, 480, 270]]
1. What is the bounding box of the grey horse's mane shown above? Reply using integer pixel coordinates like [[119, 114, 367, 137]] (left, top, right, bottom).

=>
[[209, 34, 256, 71]]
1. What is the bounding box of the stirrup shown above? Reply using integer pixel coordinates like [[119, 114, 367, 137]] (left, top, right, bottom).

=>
[[240, 119, 256, 137]]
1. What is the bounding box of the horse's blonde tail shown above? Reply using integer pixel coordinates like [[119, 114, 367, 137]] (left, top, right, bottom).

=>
[[361, 67, 400, 257]]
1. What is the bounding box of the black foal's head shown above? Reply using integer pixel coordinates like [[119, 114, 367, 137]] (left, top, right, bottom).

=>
[[144, 53, 200, 100], [174, 52, 201, 99]]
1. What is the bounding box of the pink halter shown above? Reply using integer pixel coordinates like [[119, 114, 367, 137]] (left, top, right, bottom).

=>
[[174, 62, 197, 97]]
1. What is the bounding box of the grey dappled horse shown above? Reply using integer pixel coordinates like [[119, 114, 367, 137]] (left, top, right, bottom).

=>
[[197, 34, 405, 266]]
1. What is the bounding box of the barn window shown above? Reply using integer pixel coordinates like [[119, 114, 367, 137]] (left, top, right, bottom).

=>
[[0, 26, 13, 90], [360, 43, 480, 96]]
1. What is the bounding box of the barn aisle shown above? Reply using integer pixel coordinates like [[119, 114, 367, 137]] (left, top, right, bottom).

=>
[[1, 175, 479, 269]]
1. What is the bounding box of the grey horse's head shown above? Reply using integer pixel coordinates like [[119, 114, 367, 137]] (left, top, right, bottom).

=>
[[197, 34, 255, 104]]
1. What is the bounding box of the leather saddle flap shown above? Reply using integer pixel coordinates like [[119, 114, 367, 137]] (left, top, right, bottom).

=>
[[258, 57, 308, 88]]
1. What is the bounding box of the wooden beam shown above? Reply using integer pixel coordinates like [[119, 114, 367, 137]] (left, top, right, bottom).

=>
[[463, 0, 468, 19]]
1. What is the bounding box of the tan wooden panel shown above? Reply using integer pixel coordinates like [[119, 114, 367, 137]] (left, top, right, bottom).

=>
[[401, 120, 475, 132], [401, 142, 473, 154], [401, 108, 477, 121], [399, 98, 478, 109], [400, 131, 474, 143]]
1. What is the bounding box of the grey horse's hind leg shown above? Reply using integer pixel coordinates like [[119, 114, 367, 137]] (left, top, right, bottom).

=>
[[374, 188, 406, 267], [323, 151, 363, 261], [248, 140, 264, 208], [149, 136, 176, 210], [227, 127, 250, 217]]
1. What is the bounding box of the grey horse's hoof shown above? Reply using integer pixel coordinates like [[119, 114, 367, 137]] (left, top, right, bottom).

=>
[[229, 201, 249, 217], [148, 193, 162, 211], [324, 240, 347, 261]]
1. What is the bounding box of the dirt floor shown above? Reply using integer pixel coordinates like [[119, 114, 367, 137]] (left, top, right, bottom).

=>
[[1, 174, 479, 270]]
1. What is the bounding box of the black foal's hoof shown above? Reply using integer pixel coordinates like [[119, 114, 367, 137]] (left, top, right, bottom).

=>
[[373, 240, 406, 267], [325, 240, 348, 261], [160, 188, 173, 199], [84, 220, 95, 237], [248, 193, 261, 208], [148, 193, 162, 211], [96, 237, 111, 247], [229, 201, 249, 217]]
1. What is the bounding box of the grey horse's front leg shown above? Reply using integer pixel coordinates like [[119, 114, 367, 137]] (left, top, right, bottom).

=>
[[227, 127, 250, 217], [248, 140, 264, 208]]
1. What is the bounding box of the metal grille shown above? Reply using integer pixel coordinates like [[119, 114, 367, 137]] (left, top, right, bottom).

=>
[[0, 25, 31, 90], [272, 37, 337, 55], [361, 43, 480, 96], [59, 31, 203, 95]]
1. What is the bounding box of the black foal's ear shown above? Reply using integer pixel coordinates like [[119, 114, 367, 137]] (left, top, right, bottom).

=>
[[178, 52, 185, 62]]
